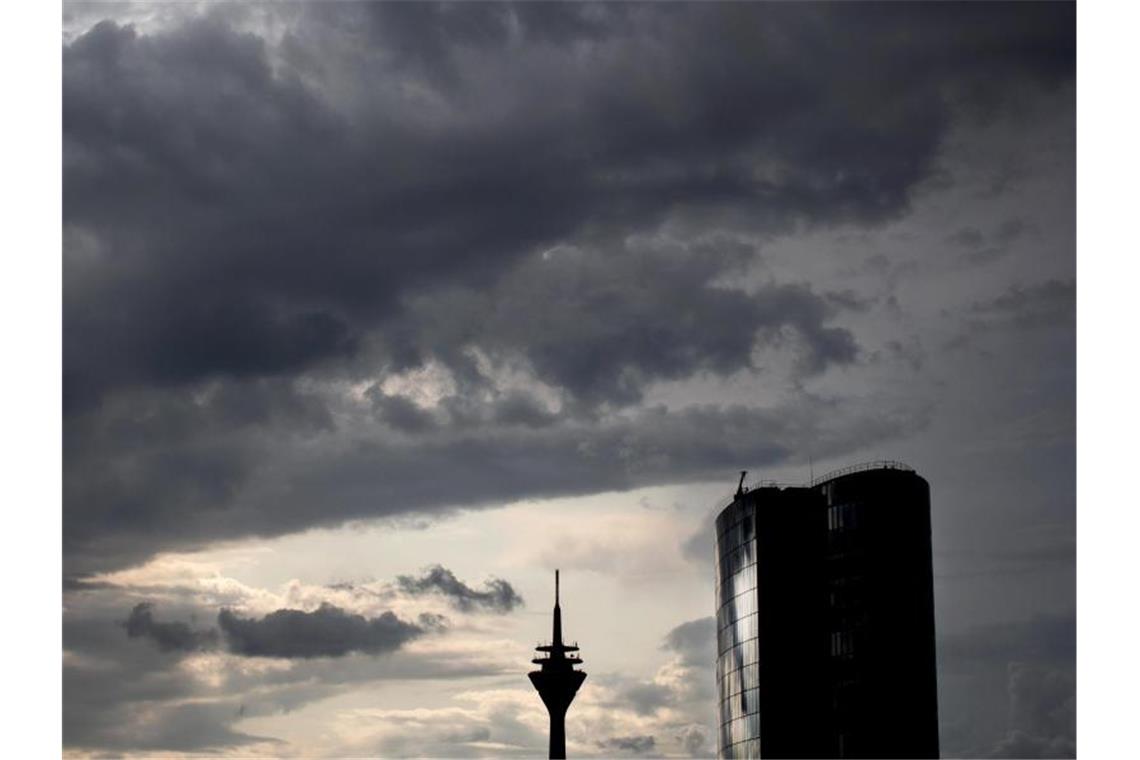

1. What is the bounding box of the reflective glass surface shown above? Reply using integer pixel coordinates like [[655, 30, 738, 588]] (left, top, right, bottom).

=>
[[714, 499, 760, 759]]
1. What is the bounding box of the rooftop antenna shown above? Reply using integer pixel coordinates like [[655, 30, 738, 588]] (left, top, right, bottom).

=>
[[809, 454, 814, 485], [736, 470, 747, 499]]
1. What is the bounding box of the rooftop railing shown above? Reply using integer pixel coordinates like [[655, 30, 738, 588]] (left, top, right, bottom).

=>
[[809, 460, 914, 487], [719, 460, 916, 510]]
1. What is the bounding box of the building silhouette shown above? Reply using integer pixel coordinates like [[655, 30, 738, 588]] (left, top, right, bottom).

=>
[[529, 570, 586, 759], [714, 462, 939, 759]]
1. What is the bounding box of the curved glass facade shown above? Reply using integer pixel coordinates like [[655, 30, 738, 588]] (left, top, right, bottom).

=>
[[714, 498, 759, 759], [712, 467, 938, 759]]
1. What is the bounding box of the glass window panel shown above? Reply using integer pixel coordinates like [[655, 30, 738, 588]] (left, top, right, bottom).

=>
[[742, 687, 760, 715], [718, 624, 733, 654], [734, 612, 756, 642], [738, 540, 755, 567], [723, 668, 741, 697], [720, 578, 736, 607], [731, 641, 747, 672], [731, 717, 748, 745], [742, 637, 759, 666], [721, 658, 734, 685], [737, 589, 756, 617], [741, 663, 759, 691]]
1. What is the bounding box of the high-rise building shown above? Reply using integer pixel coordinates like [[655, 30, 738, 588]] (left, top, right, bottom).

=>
[[714, 462, 938, 759], [529, 570, 586, 759]]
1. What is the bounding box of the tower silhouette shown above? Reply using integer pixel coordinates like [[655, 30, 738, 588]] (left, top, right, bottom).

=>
[[529, 570, 586, 759]]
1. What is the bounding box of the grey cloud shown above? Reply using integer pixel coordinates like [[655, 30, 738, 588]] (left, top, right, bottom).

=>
[[947, 278, 1075, 353], [393, 240, 861, 407], [959, 246, 1010, 267], [597, 735, 657, 755], [620, 679, 672, 717], [396, 565, 524, 614], [610, 616, 717, 731], [677, 725, 712, 758], [947, 227, 985, 249], [124, 602, 219, 653], [994, 218, 1029, 245], [369, 389, 439, 433], [121, 600, 440, 660], [991, 729, 1075, 760], [63, 1, 1070, 573], [988, 663, 1075, 758], [488, 390, 561, 429], [662, 616, 716, 668], [970, 279, 1075, 329], [63, 3, 1074, 409], [937, 614, 1075, 758], [217, 602, 434, 659], [949, 218, 1028, 266], [940, 614, 1074, 671], [372, 699, 547, 758]]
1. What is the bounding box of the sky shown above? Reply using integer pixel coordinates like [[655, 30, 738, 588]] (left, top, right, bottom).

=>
[[61, 2, 1075, 757]]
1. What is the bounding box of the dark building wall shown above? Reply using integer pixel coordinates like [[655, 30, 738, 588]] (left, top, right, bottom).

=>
[[753, 487, 831, 759], [714, 466, 939, 760], [821, 469, 939, 759]]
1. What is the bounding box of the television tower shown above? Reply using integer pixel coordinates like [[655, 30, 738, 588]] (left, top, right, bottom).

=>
[[529, 570, 586, 759]]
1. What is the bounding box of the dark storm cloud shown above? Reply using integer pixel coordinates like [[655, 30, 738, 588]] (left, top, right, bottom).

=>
[[63, 2, 1074, 406], [217, 602, 435, 659], [389, 239, 861, 407], [63, 1, 1071, 572], [596, 735, 657, 755], [124, 601, 219, 653], [396, 565, 524, 613]]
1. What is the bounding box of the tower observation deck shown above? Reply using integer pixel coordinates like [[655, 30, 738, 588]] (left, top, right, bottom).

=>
[[528, 570, 587, 759]]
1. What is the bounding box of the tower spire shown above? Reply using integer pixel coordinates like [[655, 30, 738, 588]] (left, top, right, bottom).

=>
[[553, 569, 563, 647]]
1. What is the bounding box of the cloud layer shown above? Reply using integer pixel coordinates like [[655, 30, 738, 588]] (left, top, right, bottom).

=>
[[63, 1, 1073, 579]]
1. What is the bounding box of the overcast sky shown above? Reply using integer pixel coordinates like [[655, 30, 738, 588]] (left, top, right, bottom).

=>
[[62, 2, 1075, 757]]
